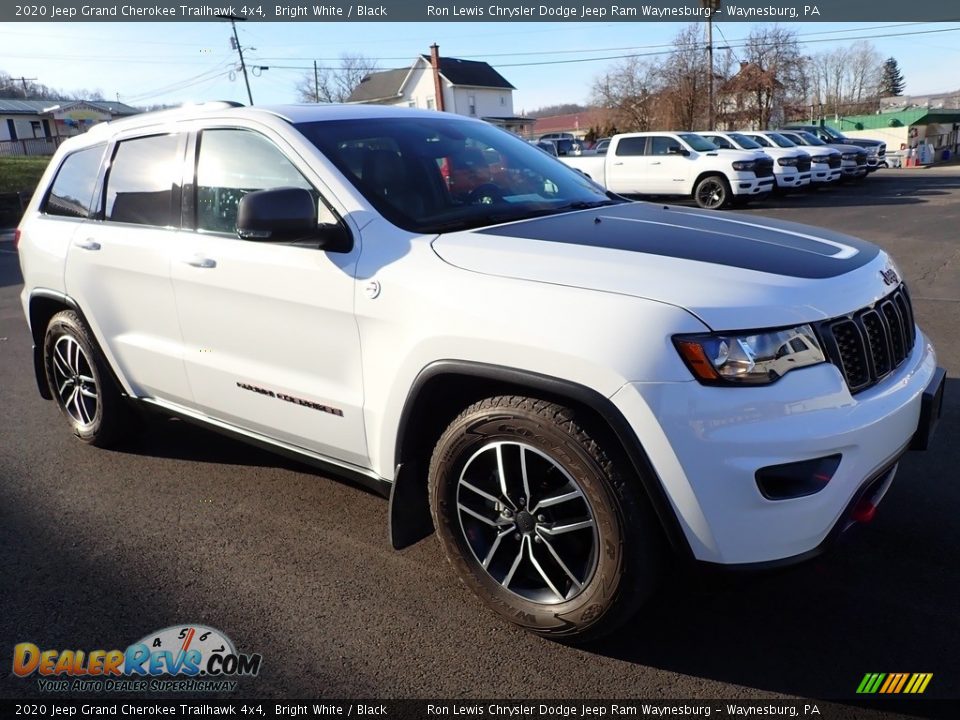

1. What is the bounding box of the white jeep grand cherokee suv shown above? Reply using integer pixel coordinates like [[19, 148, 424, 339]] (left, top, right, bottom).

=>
[[16, 104, 945, 641]]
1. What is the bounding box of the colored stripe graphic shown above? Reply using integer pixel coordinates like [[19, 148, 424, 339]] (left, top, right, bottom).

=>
[[858, 673, 932, 694]]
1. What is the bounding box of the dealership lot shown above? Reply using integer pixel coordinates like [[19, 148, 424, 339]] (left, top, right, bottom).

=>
[[0, 168, 957, 713]]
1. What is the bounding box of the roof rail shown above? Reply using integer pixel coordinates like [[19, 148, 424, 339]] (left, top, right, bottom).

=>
[[181, 100, 245, 109]]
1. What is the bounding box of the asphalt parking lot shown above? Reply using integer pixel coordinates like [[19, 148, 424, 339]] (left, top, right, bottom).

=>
[[0, 168, 957, 717]]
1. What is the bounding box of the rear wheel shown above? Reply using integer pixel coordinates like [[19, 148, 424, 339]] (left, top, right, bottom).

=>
[[429, 395, 665, 641], [694, 174, 730, 210], [44, 310, 132, 447]]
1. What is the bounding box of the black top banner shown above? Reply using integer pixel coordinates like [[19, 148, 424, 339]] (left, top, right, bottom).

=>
[[5, 0, 960, 22]]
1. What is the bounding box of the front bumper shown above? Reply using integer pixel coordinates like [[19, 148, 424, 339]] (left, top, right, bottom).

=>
[[774, 169, 811, 189], [841, 162, 869, 178], [730, 173, 775, 196], [810, 166, 842, 184], [611, 331, 940, 565]]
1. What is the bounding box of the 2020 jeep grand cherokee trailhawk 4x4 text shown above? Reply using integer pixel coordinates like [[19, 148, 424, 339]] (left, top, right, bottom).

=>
[[17, 104, 945, 641]]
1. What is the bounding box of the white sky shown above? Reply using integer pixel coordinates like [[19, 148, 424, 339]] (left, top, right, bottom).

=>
[[1, 21, 958, 111]]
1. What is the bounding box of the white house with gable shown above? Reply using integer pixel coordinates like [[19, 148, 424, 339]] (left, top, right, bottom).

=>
[[346, 45, 531, 134]]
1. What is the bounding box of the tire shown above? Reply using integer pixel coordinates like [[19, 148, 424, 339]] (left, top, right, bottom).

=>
[[428, 395, 665, 642], [693, 174, 730, 210], [43, 310, 132, 447]]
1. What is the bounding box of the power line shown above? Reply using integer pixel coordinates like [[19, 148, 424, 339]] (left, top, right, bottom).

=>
[[247, 24, 960, 73], [248, 21, 939, 63]]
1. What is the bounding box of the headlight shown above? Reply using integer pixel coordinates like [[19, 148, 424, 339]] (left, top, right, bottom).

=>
[[867, 146, 878, 156], [841, 152, 857, 161], [731, 160, 756, 172], [777, 156, 798, 166], [674, 325, 826, 386], [812, 154, 830, 164]]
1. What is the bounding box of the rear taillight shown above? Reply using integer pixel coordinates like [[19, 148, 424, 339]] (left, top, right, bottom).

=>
[[13, 228, 21, 250]]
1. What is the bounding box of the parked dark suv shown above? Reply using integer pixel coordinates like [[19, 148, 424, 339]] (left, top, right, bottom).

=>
[[781, 124, 885, 172]]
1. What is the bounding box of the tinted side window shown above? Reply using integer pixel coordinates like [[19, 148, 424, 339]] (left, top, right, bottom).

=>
[[44, 145, 106, 219], [105, 134, 182, 227], [614, 137, 646, 156], [707, 135, 734, 150], [195, 129, 315, 234], [649, 137, 677, 156]]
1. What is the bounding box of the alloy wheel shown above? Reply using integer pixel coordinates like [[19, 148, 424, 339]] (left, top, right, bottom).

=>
[[455, 441, 599, 604]]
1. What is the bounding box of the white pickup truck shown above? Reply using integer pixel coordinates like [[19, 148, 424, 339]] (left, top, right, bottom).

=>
[[561, 131, 774, 209]]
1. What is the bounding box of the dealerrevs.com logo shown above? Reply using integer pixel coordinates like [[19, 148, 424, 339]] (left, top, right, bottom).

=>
[[13, 625, 262, 693]]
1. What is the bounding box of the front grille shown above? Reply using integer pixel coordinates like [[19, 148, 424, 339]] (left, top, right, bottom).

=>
[[756, 158, 774, 178], [855, 151, 867, 165], [818, 285, 916, 393], [878, 144, 886, 158], [796, 156, 811, 172], [827, 156, 841, 169]]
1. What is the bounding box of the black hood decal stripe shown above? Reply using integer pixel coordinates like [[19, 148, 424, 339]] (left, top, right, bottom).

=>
[[477, 204, 879, 279]]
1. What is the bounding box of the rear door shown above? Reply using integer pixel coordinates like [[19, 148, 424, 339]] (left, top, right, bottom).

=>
[[63, 131, 192, 403], [169, 125, 368, 466], [604, 136, 648, 193]]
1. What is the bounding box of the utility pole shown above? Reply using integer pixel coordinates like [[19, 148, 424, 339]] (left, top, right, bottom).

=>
[[314, 60, 320, 102], [701, 0, 722, 130], [218, 14, 253, 105], [13, 76, 38, 98]]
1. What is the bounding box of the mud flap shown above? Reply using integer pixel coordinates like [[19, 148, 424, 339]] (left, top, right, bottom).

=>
[[388, 463, 435, 550]]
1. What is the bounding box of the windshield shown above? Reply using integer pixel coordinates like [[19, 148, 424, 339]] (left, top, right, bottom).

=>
[[792, 131, 826, 146], [728, 133, 762, 150], [678, 133, 718, 152], [766, 132, 798, 148], [820, 125, 846, 141], [295, 117, 619, 233]]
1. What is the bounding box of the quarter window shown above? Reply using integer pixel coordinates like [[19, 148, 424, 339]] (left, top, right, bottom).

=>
[[105, 134, 182, 227], [44, 145, 106, 219], [194, 129, 318, 234]]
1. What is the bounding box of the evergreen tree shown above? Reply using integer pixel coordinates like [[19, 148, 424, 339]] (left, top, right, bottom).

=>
[[880, 57, 905, 97]]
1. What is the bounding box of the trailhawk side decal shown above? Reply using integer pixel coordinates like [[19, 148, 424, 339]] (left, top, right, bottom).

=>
[[477, 204, 879, 279], [236, 382, 344, 417]]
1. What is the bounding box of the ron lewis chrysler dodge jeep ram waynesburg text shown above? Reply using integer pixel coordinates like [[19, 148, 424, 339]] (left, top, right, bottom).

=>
[[16, 103, 946, 641]]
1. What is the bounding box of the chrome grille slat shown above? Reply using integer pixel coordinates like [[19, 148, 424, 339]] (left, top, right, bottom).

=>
[[819, 285, 916, 394]]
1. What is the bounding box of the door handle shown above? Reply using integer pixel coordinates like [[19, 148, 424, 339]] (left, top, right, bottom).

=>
[[183, 256, 217, 269], [650, 161, 662, 165], [74, 239, 101, 251], [612, 162, 624, 166]]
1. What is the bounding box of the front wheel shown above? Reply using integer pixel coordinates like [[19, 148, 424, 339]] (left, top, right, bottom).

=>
[[429, 396, 665, 641], [694, 174, 731, 210]]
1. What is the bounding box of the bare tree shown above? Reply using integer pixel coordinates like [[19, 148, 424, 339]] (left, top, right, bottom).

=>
[[804, 41, 882, 119], [591, 56, 663, 132], [0, 70, 67, 100], [846, 41, 882, 107], [737, 25, 806, 128], [661, 24, 708, 130], [296, 53, 379, 103]]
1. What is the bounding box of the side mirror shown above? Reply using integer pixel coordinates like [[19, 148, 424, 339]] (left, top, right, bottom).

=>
[[667, 145, 690, 156], [237, 187, 351, 251]]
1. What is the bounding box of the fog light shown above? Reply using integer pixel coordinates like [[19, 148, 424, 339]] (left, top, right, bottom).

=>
[[756, 455, 841, 500]]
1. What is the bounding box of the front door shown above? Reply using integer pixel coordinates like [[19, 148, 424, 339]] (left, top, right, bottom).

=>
[[170, 127, 368, 466]]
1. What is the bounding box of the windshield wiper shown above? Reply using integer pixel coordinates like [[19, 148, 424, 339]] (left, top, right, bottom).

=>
[[557, 200, 620, 211]]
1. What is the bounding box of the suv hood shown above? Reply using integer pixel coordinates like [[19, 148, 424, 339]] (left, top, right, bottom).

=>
[[432, 202, 895, 330]]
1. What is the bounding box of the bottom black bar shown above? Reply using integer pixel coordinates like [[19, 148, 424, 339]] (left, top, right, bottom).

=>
[[0, 699, 955, 720]]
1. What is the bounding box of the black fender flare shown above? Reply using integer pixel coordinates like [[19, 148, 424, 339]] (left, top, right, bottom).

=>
[[388, 359, 692, 559]]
